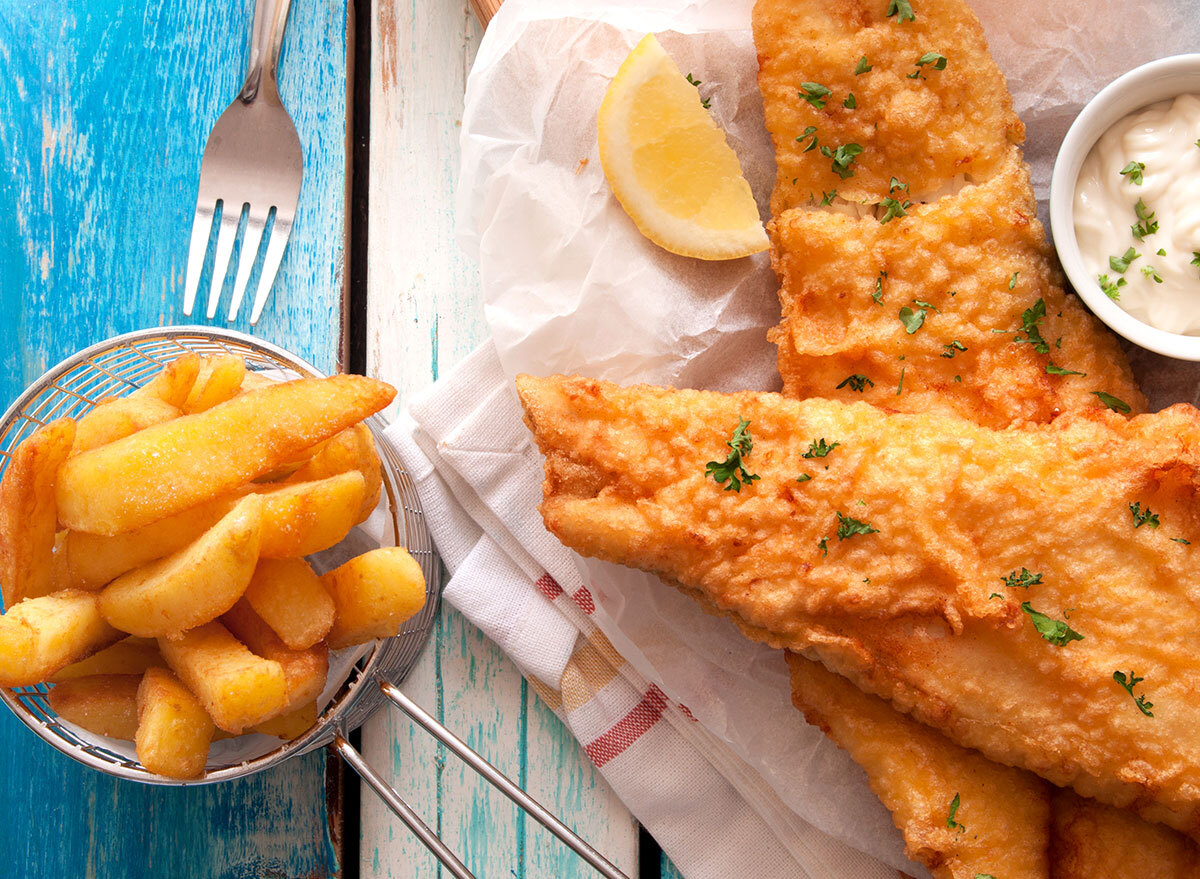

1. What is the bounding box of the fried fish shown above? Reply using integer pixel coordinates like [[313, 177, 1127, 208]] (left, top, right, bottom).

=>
[[517, 374, 1200, 838]]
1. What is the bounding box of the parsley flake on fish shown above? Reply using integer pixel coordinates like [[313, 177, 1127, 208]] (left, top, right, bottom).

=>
[[1097, 273, 1126, 300], [1109, 247, 1140, 274], [843, 93, 857, 109], [799, 82, 833, 109], [796, 473, 812, 483], [896, 366, 905, 395], [1013, 299, 1049, 353], [1092, 391, 1131, 413], [887, 0, 916, 22], [879, 196, 910, 224], [705, 418, 760, 493], [819, 189, 837, 205], [1132, 199, 1159, 241], [1008, 271, 1019, 289], [796, 126, 819, 152], [820, 142, 864, 179], [941, 340, 967, 358], [836, 511, 879, 540], [817, 536, 829, 557], [1119, 161, 1145, 185], [898, 305, 926, 334], [803, 438, 839, 459], [946, 793, 965, 832], [1046, 362, 1085, 376], [1021, 602, 1084, 646], [1129, 502, 1159, 529], [855, 55, 872, 74], [1113, 670, 1154, 717], [1002, 568, 1042, 589], [836, 374, 875, 392], [872, 271, 886, 305]]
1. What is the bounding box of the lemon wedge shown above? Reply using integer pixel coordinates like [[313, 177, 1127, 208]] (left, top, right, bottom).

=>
[[598, 34, 767, 260]]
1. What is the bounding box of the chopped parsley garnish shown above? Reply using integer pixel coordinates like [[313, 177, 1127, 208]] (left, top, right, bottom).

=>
[[988, 592, 1003, 600], [1113, 670, 1154, 717], [887, 0, 916, 22], [879, 196, 910, 223], [855, 55, 872, 74], [796, 126, 819, 152], [843, 93, 857, 109], [685, 73, 711, 109], [941, 340, 967, 358], [912, 299, 940, 311], [1109, 247, 1140, 274], [799, 82, 833, 109], [1008, 271, 1019, 290], [819, 189, 837, 205], [976, 875, 998, 879], [1157, 248, 1167, 256], [896, 366, 905, 395], [836, 511, 879, 540], [1131, 199, 1158, 240], [1092, 391, 1131, 413], [803, 438, 840, 459], [836, 374, 875, 392], [872, 271, 886, 305], [946, 793, 965, 832], [1172, 537, 1191, 545], [1098, 273, 1126, 300], [796, 473, 812, 483], [1002, 567, 1043, 589], [908, 51, 946, 78], [705, 418, 760, 493], [1046, 362, 1085, 376], [1021, 602, 1084, 646], [898, 305, 927, 334], [1193, 252, 1200, 272], [1129, 502, 1159, 529], [1119, 160, 1145, 185], [889, 177, 909, 193], [817, 536, 829, 557], [820, 142, 864, 179], [1142, 265, 1164, 284], [954, 374, 962, 382], [1013, 299, 1050, 353]]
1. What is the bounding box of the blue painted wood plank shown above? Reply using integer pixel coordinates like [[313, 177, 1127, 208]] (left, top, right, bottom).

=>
[[0, 0, 348, 875]]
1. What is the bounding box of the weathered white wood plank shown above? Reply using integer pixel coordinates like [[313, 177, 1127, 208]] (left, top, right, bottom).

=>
[[363, 0, 640, 875]]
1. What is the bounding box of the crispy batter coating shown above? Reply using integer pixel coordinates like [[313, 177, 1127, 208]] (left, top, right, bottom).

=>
[[768, 153, 1145, 425], [1051, 789, 1200, 879], [754, 0, 1023, 212], [787, 653, 1049, 879], [517, 374, 1200, 837]]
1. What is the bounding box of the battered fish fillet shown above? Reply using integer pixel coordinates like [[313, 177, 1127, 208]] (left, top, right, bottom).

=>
[[754, 0, 1022, 212], [767, 152, 1145, 425], [787, 653, 1050, 879], [1051, 790, 1200, 879], [517, 374, 1200, 837]]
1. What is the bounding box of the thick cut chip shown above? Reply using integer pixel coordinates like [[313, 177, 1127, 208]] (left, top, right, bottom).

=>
[[222, 599, 328, 712], [157, 622, 287, 734], [0, 590, 123, 686], [517, 374, 1200, 834], [0, 418, 76, 607], [73, 396, 180, 454], [323, 547, 426, 649], [51, 636, 161, 682], [754, 0, 1023, 212], [136, 666, 214, 779], [787, 653, 1049, 878], [253, 472, 365, 558], [1051, 789, 1200, 878], [287, 424, 383, 523], [47, 673, 142, 740], [98, 496, 263, 639], [183, 355, 245, 413], [768, 154, 1145, 427], [131, 354, 201, 409], [56, 374, 396, 535], [251, 702, 318, 739], [243, 558, 334, 650]]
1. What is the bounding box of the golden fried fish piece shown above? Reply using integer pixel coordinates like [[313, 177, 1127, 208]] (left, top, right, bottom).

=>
[[787, 653, 1050, 879], [768, 153, 1145, 425], [754, 0, 1023, 213], [517, 374, 1200, 838]]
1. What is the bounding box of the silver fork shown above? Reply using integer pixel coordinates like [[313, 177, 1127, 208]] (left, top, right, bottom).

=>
[[183, 0, 303, 325]]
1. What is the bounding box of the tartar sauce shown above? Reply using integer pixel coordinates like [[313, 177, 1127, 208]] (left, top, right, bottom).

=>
[[1074, 94, 1200, 334]]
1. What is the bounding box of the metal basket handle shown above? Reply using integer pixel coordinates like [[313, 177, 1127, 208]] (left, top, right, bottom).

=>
[[334, 680, 632, 879]]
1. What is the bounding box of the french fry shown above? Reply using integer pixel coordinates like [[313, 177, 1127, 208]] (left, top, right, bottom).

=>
[[98, 496, 263, 639], [50, 531, 72, 593], [323, 548, 426, 649], [0, 418, 76, 606], [243, 558, 334, 650], [47, 674, 141, 740], [251, 702, 318, 739], [157, 622, 287, 733], [130, 354, 201, 409], [0, 590, 123, 686], [222, 599, 328, 711], [183, 355, 245, 413], [287, 424, 383, 523], [255, 472, 365, 558], [72, 396, 181, 455], [51, 636, 160, 682], [136, 666, 214, 779], [56, 374, 396, 535]]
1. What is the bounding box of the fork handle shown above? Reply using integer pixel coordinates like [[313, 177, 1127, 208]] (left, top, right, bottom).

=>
[[240, 0, 294, 103]]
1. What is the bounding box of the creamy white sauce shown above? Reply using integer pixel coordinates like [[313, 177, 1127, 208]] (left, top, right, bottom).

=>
[[1074, 94, 1200, 334]]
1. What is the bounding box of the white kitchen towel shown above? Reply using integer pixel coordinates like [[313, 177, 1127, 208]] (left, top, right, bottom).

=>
[[381, 339, 910, 879]]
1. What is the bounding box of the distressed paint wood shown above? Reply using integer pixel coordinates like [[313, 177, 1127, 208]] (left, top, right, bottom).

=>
[[363, 0, 641, 875], [0, 0, 348, 875]]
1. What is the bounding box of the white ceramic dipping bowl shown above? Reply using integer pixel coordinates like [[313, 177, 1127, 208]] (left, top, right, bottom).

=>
[[1050, 53, 1200, 360]]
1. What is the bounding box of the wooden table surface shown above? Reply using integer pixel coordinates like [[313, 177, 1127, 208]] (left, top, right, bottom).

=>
[[0, 1, 682, 876]]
